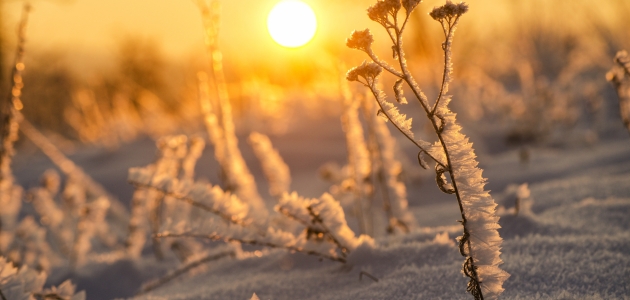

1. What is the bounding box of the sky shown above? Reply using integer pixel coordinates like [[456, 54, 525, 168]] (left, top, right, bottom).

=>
[[2, 0, 385, 70]]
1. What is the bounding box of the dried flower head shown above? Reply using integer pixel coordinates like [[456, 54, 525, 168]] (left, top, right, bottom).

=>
[[367, 0, 401, 26], [347, 61, 383, 84], [346, 29, 374, 52], [402, 0, 422, 14], [429, 1, 468, 21]]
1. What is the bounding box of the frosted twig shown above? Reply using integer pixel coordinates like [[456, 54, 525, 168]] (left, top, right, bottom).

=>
[[137, 250, 235, 295], [359, 270, 379, 282], [195, 0, 268, 219], [154, 232, 346, 263], [347, 1, 508, 299], [129, 182, 251, 228]]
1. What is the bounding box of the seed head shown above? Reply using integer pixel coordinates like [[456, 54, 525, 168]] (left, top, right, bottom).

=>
[[429, 1, 468, 21], [346, 29, 374, 52], [402, 0, 422, 14], [347, 61, 383, 84], [367, 0, 401, 26]]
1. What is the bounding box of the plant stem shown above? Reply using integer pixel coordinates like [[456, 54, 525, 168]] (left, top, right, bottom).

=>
[[155, 232, 346, 263]]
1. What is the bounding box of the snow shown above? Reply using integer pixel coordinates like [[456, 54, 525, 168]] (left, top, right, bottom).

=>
[[9, 110, 630, 299]]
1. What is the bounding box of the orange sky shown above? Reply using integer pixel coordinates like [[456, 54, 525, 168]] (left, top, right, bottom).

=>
[[3, 0, 386, 68]]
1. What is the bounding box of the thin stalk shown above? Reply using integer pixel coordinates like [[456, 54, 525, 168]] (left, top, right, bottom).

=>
[[307, 206, 349, 256], [365, 86, 446, 168], [155, 232, 346, 263], [431, 16, 461, 115], [360, 100, 396, 233], [150, 195, 165, 260], [137, 250, 235, 295], [0, 3, 29, 182]]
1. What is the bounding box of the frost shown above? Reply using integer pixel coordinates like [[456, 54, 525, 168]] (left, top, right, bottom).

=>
[[248, 132, 291, 199], [0, 256, 83, 300]]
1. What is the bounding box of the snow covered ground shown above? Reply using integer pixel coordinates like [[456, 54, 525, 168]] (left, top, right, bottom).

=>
[[12, 113, 630, 299]]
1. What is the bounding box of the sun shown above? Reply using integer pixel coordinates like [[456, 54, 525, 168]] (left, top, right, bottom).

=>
[[267, 0, 317, 48]]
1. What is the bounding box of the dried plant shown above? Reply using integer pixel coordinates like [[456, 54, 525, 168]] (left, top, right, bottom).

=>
[[0, 256, 85, 300], [339, 83, 373, 235], [346, 1, 508, 299], [606, 50, 630, 134], [196, 0, 268, 220], [125, 135, 205, 260], [360, 91, 416, 234], [0, 3, 29, 257]]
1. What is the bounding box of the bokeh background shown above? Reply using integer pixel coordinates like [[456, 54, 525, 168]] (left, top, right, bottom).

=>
[[3, 0, 630, 148]]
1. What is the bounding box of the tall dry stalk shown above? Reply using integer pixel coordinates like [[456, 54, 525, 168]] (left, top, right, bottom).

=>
[[0, 4, 30, 255], [339, 82, 373, 235], [195, 0, 267, 221], [346, 1, 508, 299], [360, 91, 416, 234]]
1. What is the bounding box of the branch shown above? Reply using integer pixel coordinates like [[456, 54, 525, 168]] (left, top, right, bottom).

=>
[[154, 232, 346, 263]]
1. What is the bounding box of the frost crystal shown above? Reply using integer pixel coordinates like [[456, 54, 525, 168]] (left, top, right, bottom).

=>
[[436, 105, 509, 299]]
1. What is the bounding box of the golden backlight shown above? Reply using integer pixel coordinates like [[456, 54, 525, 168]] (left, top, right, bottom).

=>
[[267, 0, 317, 48]]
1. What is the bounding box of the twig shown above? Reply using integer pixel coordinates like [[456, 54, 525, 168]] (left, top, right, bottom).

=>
[[359, 270, 379, 282], [129, 182, 251, 228], [155, 232, 346, 263], [137, 250, 235, 295]]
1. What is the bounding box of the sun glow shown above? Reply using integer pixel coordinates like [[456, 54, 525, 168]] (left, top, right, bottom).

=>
[[267, 0, 317, 48]]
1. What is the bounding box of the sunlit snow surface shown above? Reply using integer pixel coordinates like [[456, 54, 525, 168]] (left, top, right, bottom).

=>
[[13, 119, 630, 299]]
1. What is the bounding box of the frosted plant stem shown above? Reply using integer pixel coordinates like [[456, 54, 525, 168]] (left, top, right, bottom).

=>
[[348, 2, 509, 299], [388, 14, 484, 300], [431, 17, 461, 115], [150, 195, 165, 260], [0, 3, 29, 181], [0, 4, 29, 257], [137, 250, 235, 295], [365, 87, 444, 168], [129, 183, 251, 228], [196, 0, 268, 218], [276, 202, 350, 257], [155, 232, 346, 263], [306, 206, 349, 256]]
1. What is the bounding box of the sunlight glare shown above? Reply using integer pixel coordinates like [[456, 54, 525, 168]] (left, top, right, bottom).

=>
[[267, 0, 317, 48]]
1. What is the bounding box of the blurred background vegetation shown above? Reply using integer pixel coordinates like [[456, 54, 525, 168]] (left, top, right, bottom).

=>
[[1, 0, 629, 150]]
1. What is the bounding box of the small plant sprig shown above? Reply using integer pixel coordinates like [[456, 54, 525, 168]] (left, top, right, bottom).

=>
[[128, 137, 373, 264], [346, 1, 509, 299], [0, 256, 85, 300]]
